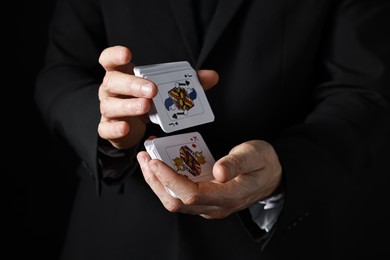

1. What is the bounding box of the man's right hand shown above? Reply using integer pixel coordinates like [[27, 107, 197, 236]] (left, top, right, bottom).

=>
[[97, 45, 157, 149], [97, 45, 219, 150]]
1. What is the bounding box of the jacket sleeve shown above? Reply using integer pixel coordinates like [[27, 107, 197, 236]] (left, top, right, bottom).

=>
[[34, 0, 138, 195]]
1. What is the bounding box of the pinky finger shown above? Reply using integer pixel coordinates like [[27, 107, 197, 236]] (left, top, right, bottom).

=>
[[97, 119, 130, 140]]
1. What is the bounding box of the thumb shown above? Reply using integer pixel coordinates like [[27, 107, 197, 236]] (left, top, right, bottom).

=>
[[98, 45, 134, 73], [213, 141, 269, 183]]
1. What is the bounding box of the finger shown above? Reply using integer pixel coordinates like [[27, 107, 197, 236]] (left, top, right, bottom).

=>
[[143, 154, 241, 215], [98, 116, 148, 149], [137, 152, 171, 196], [98, 45, 134, 73], [100, 95, 152, 118], [213, 141, 266, 182], [198, 208, 234, 219], [148, 160, 199, 204], [97, 119, 130, 140], [137, 152, 187, 210], [197, 70, 219, 91], [185, 204, 224, 218], [100, 70, 157, 98], [143, 158, 224, 214], [148, 160, 230, 207]]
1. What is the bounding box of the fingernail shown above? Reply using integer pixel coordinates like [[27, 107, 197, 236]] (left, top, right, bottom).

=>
[[136, 154, 145, 165], [141, 84, 152, 96]]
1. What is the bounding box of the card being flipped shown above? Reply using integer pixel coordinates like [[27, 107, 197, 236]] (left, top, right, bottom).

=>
[[134, 61, 214, 133], [144, 132, 215, 185]]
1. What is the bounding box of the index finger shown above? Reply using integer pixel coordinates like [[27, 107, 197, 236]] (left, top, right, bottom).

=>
[[149, 159, 228, 206], [148, 160, 198, 202]]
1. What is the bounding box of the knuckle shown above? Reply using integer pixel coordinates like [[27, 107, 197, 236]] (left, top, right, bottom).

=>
[[97, 123, 105, 138], [102, 72, 112, 90], [98, 52, 105, 65], [99, 98, 109, 116], [182, 193, 200, 206], [143, 175, 154, 185], [120, 100, 140, 115], [164, 201, 181, 212], [228, 154, 242, 175], [138, 98, 151, 114], [124, 75, 136, 91]]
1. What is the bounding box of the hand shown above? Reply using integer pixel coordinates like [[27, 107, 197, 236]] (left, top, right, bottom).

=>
[[137, 140, 283, 219], [97, 45, 219, 149]]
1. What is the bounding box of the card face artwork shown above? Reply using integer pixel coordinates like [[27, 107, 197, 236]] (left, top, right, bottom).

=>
[[144, 132, 215, 183], [134, 61, 214, 133]]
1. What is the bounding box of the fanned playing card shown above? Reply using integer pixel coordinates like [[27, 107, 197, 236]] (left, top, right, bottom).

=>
[[134, 61, 214, 133], [144, 132, 215, 183]]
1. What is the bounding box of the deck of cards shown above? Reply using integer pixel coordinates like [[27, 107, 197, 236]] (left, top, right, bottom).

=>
[[144, 132, 215, 184], [134, 61, 214, 133], [137, 61, 216, 196]]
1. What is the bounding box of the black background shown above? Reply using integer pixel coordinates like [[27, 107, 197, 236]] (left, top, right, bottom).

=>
[[16, 1, 78, 259], [16, 1, 390, 259]]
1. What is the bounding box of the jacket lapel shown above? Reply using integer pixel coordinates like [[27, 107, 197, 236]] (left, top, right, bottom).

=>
[[168, 0, 200, 64], [197, 0, 247, 67], [169, 0, 247, 67]]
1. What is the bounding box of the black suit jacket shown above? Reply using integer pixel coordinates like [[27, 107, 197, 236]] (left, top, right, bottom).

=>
[[35, 0, 390, 259]]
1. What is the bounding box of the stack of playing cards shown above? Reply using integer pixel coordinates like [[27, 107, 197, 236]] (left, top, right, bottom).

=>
[[136, 61, 216, 193], [144, 132, 215, 183], [134, 61, 214, 133]]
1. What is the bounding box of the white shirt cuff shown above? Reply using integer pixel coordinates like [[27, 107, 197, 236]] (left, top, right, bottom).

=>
[[248, 193, 285, 232]]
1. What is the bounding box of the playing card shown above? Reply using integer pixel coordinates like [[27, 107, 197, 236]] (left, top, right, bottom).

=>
[[134, 61, 214, 133], [144, 132, 215, 183]]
